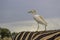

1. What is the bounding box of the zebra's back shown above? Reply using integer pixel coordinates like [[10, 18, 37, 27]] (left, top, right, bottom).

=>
[[13, 30, 60, 40]]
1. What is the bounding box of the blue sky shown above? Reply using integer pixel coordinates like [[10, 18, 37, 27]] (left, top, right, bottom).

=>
[[0, 0, 60, 23]]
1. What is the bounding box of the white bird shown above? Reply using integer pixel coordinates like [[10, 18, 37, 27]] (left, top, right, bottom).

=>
[[28, 9, 47, 31]]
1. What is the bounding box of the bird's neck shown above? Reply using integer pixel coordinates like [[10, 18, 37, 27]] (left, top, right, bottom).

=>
[[32, 12, 37, 15]]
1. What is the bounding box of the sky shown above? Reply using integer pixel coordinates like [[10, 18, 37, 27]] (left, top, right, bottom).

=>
[[0, 0, 60, 32], [0, 0, 60, 23]]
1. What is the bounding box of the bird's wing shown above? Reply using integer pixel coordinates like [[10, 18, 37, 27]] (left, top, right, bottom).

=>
[[39, 16, 47, 24]]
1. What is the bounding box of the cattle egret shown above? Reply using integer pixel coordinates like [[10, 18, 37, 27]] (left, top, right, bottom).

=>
[[28, 10, 47, 31]]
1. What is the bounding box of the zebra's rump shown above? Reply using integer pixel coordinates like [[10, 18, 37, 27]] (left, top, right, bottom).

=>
[[13, 30, 60, 40]]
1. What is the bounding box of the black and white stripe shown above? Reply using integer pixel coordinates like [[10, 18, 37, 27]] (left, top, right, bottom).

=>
[[13, 30, 60, 40]]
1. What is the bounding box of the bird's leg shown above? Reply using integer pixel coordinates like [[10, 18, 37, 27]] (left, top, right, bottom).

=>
[[45, 25, 47, 31], [36, 23, 39, 31]]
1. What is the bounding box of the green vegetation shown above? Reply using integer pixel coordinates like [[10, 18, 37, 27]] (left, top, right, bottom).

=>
[[0, 28, 11, 38], [12, 32, 18, 37], [0, 27, 18, 40], [0, 27, 11, 40]]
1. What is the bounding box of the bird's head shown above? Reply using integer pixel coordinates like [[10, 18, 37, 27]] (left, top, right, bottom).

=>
[[28, 9, 36, 14]]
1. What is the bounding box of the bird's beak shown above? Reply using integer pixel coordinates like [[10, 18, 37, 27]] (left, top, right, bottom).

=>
[[28, 11, 32, 13]]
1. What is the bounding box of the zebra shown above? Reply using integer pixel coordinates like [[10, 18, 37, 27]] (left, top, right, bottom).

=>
[[13, 30, 60, 40]]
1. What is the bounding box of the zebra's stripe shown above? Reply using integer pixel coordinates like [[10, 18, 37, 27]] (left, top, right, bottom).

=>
[[47, 32, 60, 40], [21, 32, 29, 40], [14, 30, 60, 40], [33, 32, 44, 40], [35, 31, 57, 40], [33, 32, 53, 40], [25, 32, 31, 40], [31, 32, 37, 40], [14, 33, 19, 40], [27, 32, 34, 40], [54, 36, 60, 40], [20, 32, 25, 40], [40, 32, 60, 40], [33, 31, 57, 39], [15, 33, 21, 40], [17, 32, 24, 40], [32, 32, 41, 39], [13, 34, 17, 40]]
